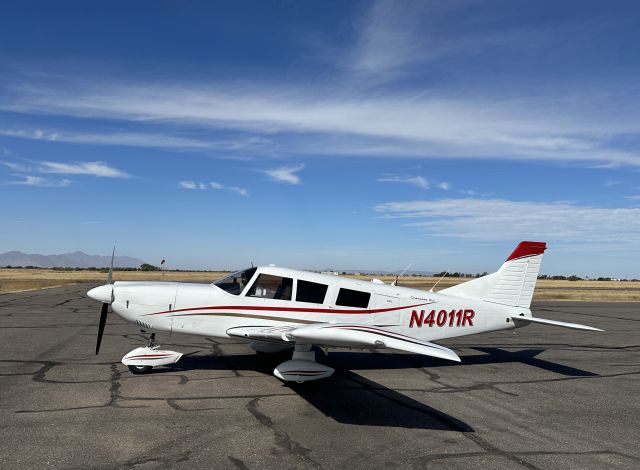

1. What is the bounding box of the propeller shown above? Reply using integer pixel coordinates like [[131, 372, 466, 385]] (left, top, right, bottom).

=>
[[94, 244, 115, 355], [96, 302, 109, 355]]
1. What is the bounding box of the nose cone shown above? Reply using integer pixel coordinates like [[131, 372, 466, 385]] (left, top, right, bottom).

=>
[[87, 284, 113, 303]]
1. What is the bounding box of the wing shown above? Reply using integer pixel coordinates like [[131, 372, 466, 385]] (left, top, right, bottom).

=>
[[290, 324, 460, 362], [226, 323, 460, 362], [511, 316, 603, 331]]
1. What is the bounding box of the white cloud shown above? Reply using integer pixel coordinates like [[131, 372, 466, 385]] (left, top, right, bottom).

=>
[[348, 0, 469, 79], [178, 180, 249, 197], [374, 198, 640, 246], [39, 161, 130, 178], [1, 161, 30, 172], [9, 175, 71, 188], [624, 195, 640, 201], [379, 174, 429, 189], [265, 164, 304, 185], [0, 127, 271, 153], [378, 174, 451, 190], [179, 180, 198, 189], [5, 80, 640, 167], [229, 186, 249, 197]]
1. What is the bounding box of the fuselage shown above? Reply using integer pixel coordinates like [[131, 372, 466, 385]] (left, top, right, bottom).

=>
[[108, 266, 529, 345]]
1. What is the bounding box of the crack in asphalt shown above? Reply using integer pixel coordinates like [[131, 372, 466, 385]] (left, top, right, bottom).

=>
[[247, 396, 323, 469]]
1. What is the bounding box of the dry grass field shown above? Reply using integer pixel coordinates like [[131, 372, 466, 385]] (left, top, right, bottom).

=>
[[1, 268, 639, 301]]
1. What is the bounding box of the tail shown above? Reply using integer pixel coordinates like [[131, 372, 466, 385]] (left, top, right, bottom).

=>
[[439, 241, 546, 308]]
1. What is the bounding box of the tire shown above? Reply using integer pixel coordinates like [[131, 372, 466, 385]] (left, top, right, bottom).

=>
[[128, 365, 153, 374]]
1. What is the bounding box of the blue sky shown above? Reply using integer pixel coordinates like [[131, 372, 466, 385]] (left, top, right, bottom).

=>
[[1, 1, 640, 277]]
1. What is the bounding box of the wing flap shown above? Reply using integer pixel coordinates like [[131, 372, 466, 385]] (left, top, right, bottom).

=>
[[290, 324, 460, 362], [226, 325, 297, 342], [511, 316, 603, 331]]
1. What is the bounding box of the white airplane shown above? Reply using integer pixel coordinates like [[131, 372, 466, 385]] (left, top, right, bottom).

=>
[[88, 241, 602, 382]]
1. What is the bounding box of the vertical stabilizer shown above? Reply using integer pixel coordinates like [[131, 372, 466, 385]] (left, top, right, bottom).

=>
[[439, 241, 547, 308]]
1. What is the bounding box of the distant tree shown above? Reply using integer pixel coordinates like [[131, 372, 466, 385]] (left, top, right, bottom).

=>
[[140, 263, 161, 271], [567, 275, 582, 281]]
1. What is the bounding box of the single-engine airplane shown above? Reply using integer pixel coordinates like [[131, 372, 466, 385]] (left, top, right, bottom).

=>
[[88, 241, 602, 382]]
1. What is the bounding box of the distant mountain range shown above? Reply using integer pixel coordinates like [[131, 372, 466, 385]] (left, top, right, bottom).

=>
[[0, 251, 147, 268]]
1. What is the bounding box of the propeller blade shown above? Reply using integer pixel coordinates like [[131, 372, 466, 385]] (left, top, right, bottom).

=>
[[107, 244, 115, 285], [96, 302, 109, 355]]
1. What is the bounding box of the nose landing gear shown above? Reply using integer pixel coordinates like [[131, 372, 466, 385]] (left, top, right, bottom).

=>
[[121, 332, 183, 374]]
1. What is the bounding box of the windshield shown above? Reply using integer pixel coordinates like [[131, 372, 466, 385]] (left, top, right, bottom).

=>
[[213, 267, 257, 295]]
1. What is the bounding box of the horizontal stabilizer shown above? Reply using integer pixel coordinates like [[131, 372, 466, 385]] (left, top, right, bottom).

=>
[[290, 324, 461, 362], [511, 316, 603, 331]]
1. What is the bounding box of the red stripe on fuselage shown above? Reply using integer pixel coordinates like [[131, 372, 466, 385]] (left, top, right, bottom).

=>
[[143, 302, 428, 317], [126, 354, 174, 359]]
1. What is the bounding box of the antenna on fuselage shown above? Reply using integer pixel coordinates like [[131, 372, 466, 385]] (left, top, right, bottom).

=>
[[392, 262, 413, 286], [429, 271, 448, 292]]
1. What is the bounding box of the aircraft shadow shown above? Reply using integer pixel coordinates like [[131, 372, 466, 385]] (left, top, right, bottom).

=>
[[164, 352, 473, 430], [287, 370, 474, 431], [469, 347, 598, 377], [148, 348, 596, 429]]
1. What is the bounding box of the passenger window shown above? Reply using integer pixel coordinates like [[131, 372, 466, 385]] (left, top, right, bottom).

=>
[[296, 280, 328, 304], [336, 288, 370, 308], [247, 274, 293, 300]]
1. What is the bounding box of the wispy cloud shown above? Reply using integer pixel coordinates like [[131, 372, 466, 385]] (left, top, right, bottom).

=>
[[348, 0, 467, 80], [8, 175, 71, 188], [378, 174, 450, 190], [1, 160, 29, 172], [0, 127, 270, 153], [374, 198, 640, 246], [379, 174, 429, 189], [3, 80, 639, 167], [228, 186, 249, 197], [178, 180, 249, 197], [3, 159, 130, 179], [40, 161, 130, 178], [264, 164, 304, 185], [179, 180, 202, 189]]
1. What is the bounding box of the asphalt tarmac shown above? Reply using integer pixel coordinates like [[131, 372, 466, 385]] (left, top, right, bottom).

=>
[[0, 284, 638, 469]]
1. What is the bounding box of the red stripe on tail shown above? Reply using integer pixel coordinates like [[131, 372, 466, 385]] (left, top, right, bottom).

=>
[[506, 241, 547, 262]]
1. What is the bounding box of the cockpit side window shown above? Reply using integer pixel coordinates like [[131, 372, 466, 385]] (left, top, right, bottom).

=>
[[213, 267, 257, 295], [247, 274, 293, 300]]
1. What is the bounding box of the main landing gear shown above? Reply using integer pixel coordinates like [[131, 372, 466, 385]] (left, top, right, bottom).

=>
[[273, 344, 334, 383], [121, 332, 183, 374]]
